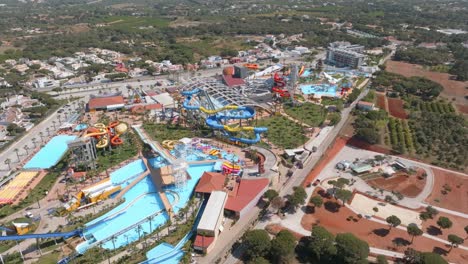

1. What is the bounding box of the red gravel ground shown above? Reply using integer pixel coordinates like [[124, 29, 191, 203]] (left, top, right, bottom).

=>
[[302, 137, 347, 187], [421, 211, 468, 243], [426, 168, 468, 214], [387, 98, 408, 119], [386, 61, 468, 114], [377, 93, 388, 111], [300, 189, 468, 263], [366, 170, 427, 198]]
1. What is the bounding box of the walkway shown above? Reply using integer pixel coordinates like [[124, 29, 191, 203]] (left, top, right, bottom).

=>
[[114, 169, 150, 200]]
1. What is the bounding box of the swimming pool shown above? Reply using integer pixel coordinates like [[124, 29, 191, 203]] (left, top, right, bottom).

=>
[[300, 84, 337, 97], [24, 135, 77, 169], [145, 243, 184, 264], [301, 69, 312, 77], [81, 176, 175, 250], [110, 157, 168, 186], [74, 123, 88, 131], [79, 161, 214, 251]]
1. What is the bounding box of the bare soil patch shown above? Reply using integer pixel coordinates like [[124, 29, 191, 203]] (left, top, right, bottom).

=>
[[387, 98, 408, 119], [366, 170, 426, 198], [421, 211, 468, 242], [426, 168, 468, 214], [376, 93, 388, 111], [386, 61, 468, 113]]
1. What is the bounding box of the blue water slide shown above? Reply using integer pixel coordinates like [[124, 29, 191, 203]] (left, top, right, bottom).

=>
[[0, 229, 82, 241], [182, 88, 267, 144]]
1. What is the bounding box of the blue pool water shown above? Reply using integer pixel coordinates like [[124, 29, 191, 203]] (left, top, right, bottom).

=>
[[24, 135, 77, 169], [74, 123, 88, 131], [301, 69, 312, 77], [83, 176, 175, 249], [301, 84, 337, 97], [146, 243, 184, 264], [80, 160, 214, 251]]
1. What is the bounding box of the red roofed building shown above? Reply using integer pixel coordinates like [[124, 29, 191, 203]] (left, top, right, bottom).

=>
[[193, 235, 215, 253], [222, 75, 245, 87], [194, 172, 226, 197], [225, 178, 269, 218], [88, 95, 125, 111]]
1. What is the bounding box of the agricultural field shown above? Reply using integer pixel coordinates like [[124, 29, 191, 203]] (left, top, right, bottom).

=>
[[387, 118, 415, 154], [387, 98, 408, 119], [409, 99, 455, 114], [283, 103, 326, 127], [256, 116, 308, 149]]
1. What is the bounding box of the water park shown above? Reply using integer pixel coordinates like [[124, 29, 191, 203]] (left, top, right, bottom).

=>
[[0, 60, 372, 263]]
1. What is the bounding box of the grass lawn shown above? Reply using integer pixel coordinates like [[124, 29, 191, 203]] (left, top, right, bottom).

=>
[[284, 102, 326, 127], [256, 116, 308, 149], [94, 132, 140, 173], [35, 252, 61, 264]]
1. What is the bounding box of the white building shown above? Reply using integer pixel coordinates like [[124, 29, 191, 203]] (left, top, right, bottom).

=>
[[33, 77, 60, 89]]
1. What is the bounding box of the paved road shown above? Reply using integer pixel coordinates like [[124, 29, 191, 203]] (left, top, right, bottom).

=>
[[223, 84, 371, 264]]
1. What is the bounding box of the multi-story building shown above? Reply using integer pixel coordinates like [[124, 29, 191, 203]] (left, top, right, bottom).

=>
[[326, 41, 367, 68]]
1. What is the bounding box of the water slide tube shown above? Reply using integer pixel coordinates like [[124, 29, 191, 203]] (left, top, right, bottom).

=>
[[0, 229, 81, 241], [110, 122, 127, 146], [222, 161, 241, 174], [84, 123, 109, 148], [272, 73, 290, 97], [298, 65, 305, 76], [182, 89, 267, 144]]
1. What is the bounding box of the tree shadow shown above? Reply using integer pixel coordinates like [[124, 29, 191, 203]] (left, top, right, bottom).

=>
[[324, 201, 341, 213], [392, 237, 411, 247], [373, 228, 390, 237], [433, 246, 449, 256], [426, 225, 442, 236], [295, 237, 312, 263], [302, 205, 315, 214], [318, 189, 332, 199]]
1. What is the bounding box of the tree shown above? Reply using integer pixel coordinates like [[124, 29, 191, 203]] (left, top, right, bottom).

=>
[[420, 252, 448, 264], [23, 145, 30, 156], [436, 216, 453, 232], [386, 215, 401, 231], [4, 158, 11, 170], [271, 196, 285, 214], [270, 230, 296, 263], [13, 148, 20, 161], [376, 255, 388, 264], [335, 189, 353, 205], [249, 257, 270, 264], [335, 233, 369, 264], [242, 229, 271, 260], [447, 234, 464, 252], [31, 137, 37, 149], [465, 225, 468, 239], [307, 226, 336, 262], [407, 223, 423, 244], [264, 189, 279, 202], [309, 195, 323, 208], [288, 186, 307, 210], [420, 206, 439, 221]]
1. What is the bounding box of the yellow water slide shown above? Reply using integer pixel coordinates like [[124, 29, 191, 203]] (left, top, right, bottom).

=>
[[198, 105, 239, 115]]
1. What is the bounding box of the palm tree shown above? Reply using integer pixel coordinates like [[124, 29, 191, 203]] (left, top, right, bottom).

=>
[[111, 235, 117, 250], [57, 114, 62, 124], [52, 120, 57, 130], [136, 224, 143, 240], [39, 132, 44, 143], [23, 145, 30, 156], [31, 137, 37, 149], [4, 158, 11, 170], [13, 148, 20, 161], [147, 215, 155, 233], [46, 127, 50, 136]]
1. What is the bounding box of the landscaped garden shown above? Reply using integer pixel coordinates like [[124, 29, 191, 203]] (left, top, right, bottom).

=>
[[143, 123, 210, 142], [257, 116, 308, 149], [284, 103, 326, 127]]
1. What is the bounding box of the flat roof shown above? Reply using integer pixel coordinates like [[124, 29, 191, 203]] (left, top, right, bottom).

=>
[[350, 164, 373, 173], [197, 191, 227, 232]]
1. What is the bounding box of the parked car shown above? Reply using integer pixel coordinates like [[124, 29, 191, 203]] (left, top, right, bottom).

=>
[[25, 212, 34, 218]]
